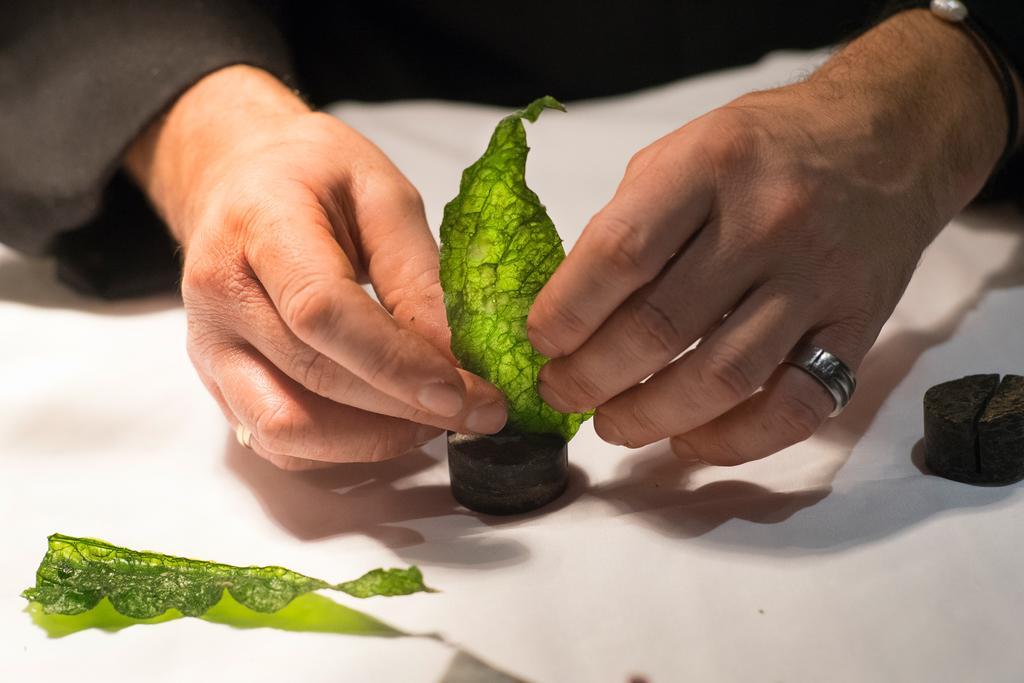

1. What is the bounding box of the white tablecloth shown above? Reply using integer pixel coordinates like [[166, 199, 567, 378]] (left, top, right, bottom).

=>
[[3, 50, 1023, 683]]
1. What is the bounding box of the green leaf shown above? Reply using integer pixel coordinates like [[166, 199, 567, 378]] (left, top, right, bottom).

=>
[[23, 536, 530, 681], [439, 95, 590, 440], [22, 533, 433, 619], [336, 566, 432, 598], [25, 592, 405, 640]]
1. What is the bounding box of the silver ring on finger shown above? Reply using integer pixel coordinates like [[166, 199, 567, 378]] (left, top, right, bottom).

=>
[[235, 423, 253, 449], [782, 342, 857, 417]]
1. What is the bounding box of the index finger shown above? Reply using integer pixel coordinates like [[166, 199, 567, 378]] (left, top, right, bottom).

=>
[[527, 140, 713, 358], [350, 177, 453, 358], [246, 206, 469, 418]]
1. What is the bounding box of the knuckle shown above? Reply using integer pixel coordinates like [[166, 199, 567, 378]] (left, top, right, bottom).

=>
[[360, 335, 407, 385], [712, 432, 748, 466], [700, 426, 748, 467], [182, 249, 255, 309], [356, 165, 424, 216], [627, 400, 663, 437], [698, 342, 760, 403], [534, 294, 590, 343], [592, 213, 660, 283], [381, 261, 440, 317], [624, 147, 654, 176], [394, 181, 426, 216], [618, 401, 663, 444], [362, 175, 425, 219], [180, 259, 222, 303], [627, 299, 684, 357], [558, 366, 605, 409], [698, 108, 764, 171], [734, 183, 821, 255], [287, 111, 347, 147], [774, 393, 824, 444], [221, 185, 296, 245], [180, 263, 206, 302], [282, 279, 338, 341], [252, 400, 304, 453], [761, 192, 816, 241], [303, 110, 342, 133]]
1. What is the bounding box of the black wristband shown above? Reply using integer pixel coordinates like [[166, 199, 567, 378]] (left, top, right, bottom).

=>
[[960, 13, 1021, 175]]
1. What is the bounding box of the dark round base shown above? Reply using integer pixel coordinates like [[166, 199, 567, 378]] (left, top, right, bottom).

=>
[[923, 374, 1024, 486], [447, 429, 568, 515]]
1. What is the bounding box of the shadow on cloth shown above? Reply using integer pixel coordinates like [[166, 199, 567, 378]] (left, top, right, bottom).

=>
[[225, 434, 591, 569], [589, 203, 1024, 553], [224, 204, 1024, 562], [588, 444, 1017, 556], [227, 427, 1014, 562]]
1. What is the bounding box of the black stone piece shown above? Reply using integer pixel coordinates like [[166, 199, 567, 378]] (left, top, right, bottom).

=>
[[924, 373, 1024, 485], [923, 374, 999, 483], [978, 375, 1024, 484], [447, 428, 568, 515]]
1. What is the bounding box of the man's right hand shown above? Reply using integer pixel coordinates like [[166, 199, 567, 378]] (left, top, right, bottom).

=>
[[125, 65, 507, 470]]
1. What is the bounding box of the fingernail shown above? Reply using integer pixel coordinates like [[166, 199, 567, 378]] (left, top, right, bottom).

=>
[[537, 380, 573, 412], [465, 402, 507, 434], [597, 416, 626, 446], [417, 381, 464, 417], [528, 327, 563, 358]]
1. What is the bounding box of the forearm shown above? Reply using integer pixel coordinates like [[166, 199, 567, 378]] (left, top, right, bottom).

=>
[[804, 9, 1020, 216], [124, 65, 309, 245]]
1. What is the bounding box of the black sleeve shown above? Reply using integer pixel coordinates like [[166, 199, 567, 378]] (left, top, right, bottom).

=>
[[0, 1, 293, 296]]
